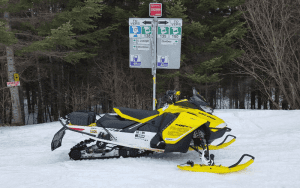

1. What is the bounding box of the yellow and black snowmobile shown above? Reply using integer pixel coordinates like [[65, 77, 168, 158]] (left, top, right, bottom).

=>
[[51, 88, 254, 174]]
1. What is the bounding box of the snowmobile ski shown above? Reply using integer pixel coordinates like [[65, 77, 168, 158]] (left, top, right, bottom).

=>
[[177, 154, 255, 174], [189, 135, 236, 151]]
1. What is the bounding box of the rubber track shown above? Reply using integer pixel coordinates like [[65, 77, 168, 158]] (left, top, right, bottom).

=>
[[68, 139, 152, 160]]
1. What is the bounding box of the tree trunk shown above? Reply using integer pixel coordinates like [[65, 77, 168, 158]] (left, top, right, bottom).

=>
[[257, 90, 262, 109], [35, 54, 44, 123], [251, 90, 256, 109], [4, 12, 23, 125], [49, 56, 58, 120], [26, 83, 32, 114], [274, 86, 280, 109], [174, 70, 180, 91]]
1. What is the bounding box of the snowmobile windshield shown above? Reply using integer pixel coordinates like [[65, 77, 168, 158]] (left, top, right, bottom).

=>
[[190, 88, 214, 114]]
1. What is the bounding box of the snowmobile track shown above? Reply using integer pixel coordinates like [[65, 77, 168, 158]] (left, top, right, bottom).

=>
[[68, 139, 153, 160]]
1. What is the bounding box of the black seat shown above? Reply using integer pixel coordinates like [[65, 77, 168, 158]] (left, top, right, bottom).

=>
[[97, 114, 136, 129], [117, 107, 159, 120]]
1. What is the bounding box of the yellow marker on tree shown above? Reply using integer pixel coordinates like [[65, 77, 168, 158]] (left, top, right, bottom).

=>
[[14, 73, 19, 81]]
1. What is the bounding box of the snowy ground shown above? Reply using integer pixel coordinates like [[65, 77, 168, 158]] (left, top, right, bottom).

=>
[[1, 110, 300, 188]]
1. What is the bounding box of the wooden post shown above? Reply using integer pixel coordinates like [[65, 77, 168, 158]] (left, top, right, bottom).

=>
[[4, 12, 22, 125]]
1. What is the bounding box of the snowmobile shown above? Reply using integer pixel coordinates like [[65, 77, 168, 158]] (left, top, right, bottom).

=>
[[51, 88, 254, 174]]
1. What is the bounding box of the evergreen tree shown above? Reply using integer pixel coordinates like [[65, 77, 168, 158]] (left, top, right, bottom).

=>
[[0, 20, 17, 46], [158, 0, 247, 97]]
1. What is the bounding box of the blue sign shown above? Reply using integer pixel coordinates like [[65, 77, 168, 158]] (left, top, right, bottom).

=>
[[129, 26, 141, 38]]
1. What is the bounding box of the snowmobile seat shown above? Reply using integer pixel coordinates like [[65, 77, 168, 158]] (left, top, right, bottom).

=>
[[96, 114, 136, 129], [115, 107, 159, 120]]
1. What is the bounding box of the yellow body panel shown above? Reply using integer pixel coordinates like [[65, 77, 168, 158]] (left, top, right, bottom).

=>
[[88, 123, 97, 127], [177, 159, 254, 174], [113, 108, 160, 123], [162, 112, 207, 144], [158, 104, 226, 132]]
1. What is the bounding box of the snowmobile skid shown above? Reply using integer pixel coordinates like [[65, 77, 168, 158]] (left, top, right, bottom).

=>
[[51, 88, 255, 173]]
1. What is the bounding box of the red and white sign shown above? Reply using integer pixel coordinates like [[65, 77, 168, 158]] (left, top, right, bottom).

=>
[[149, 3, 162, 17], [7, 81, 20, 87]]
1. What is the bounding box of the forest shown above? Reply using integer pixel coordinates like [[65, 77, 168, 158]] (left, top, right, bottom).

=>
[[0, 0, 299, 126]]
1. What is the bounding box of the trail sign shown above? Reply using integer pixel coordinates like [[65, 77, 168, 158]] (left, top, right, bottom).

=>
[[129, 3, 182, 110], [129, 18, 153, 68], [157, 18, 182, 69], [149, 3, 162, 17]]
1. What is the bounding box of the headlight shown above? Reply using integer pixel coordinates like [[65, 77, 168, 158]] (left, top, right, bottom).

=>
[[216, 122, 227, 128]]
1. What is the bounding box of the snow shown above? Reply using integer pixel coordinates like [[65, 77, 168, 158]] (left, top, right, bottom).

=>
[[1, 110, 300, 188]]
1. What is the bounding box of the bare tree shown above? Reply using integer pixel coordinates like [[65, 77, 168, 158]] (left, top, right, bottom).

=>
[[234, 0, 300, 109]]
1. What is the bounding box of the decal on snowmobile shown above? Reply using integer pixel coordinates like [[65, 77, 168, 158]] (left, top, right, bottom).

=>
[[70, 128, 85, 131], [198, 112, 216, 120], [134, 131, 148, 141], [162, 112, 207, 144], [90, 128, 97, 134], [106, 128, 122, 132]]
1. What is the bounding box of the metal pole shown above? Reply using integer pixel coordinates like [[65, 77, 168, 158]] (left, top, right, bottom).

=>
[[152, 17, 158, 110]]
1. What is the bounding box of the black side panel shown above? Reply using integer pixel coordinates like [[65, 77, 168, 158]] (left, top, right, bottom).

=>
[[97, 114, 136, 129], [158, 113, 178, 135], [117, 107, 159, 120], [164, 131, 193, 153], [97, 114, 119, 125], [69, 111, 96, 125], [51, 127, 66, 151], [138, 115, 164, 133]]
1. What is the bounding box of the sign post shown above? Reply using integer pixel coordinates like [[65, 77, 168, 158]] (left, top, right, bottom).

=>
[[129, 3, 182, 111], [151, 16, 158, 111]]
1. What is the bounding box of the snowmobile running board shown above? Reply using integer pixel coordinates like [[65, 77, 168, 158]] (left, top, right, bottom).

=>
[[177, 154, 255, 174], [189, 135, 236, 151]]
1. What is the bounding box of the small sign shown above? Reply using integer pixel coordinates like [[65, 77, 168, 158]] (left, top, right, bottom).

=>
[[157, 55, 169, 68], [157, 26, 170, 38], [149, 3, 162, 17], [170, 27, 182, 39], [161, 39, 179, 45], [142, 26, 152, 37], [130, 55, 142, 67], [133, 45, 150, 51], [7, 81, 20, 87], [133, 39, 150, 45], [14, 73, 19, 81], [129, 26, 142, 38]]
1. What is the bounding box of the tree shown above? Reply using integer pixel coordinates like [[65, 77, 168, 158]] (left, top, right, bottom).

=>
[[156, 0, 247, 104], [234, 0, 300, 109]]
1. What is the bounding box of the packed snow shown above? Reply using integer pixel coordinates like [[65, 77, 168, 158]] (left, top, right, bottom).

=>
[[1, 110, 300, 188]]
